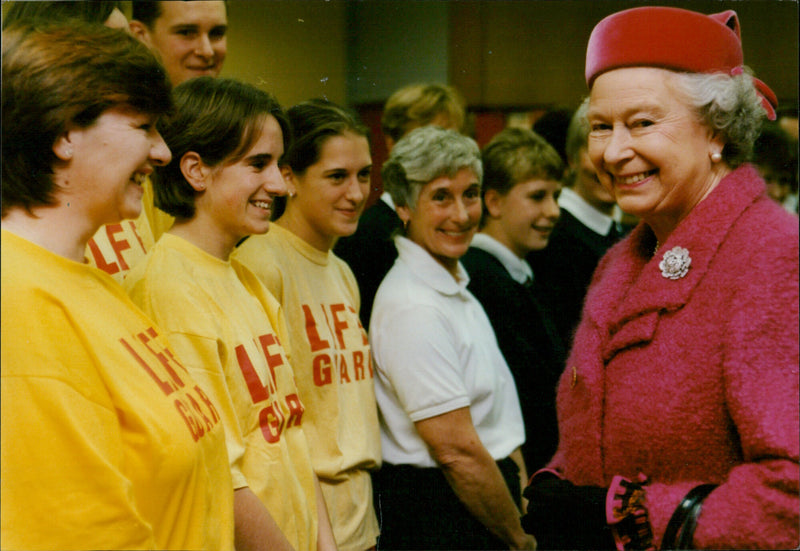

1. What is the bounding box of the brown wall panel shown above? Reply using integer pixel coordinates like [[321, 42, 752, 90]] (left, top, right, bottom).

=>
[[449, 0, 798, 110]]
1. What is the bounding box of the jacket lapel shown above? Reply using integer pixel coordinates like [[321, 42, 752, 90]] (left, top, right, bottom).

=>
[[588, 165, 765, 362]]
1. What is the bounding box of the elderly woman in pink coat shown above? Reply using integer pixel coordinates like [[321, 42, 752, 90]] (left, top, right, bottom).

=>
[[521, 7, 799, 550]]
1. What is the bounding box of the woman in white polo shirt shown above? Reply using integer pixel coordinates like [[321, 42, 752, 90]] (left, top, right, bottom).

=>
[[369, 126, 534, 551]]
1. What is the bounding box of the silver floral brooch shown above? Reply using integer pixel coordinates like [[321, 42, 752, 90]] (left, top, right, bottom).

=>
[[659, 246, 691, 279]]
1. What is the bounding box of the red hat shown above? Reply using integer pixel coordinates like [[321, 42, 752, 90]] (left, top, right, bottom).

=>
[[585, 6, 777, 120]]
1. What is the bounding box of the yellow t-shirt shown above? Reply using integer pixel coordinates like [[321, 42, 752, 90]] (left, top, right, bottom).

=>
[[85, 177, 174, 283], [1, 229, 234, 551], [234, 223, 381, 551], [125, 233, 318, 551]]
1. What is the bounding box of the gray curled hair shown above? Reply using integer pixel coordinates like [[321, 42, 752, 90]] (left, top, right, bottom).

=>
[[382, 126, 482, 210], [670, 69, 766, 168]]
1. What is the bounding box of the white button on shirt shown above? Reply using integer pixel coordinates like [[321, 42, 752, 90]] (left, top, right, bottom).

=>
[[370, 236, 525, 468]]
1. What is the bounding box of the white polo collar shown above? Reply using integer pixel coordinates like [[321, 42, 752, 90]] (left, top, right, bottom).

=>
[[558, 187, 615, 236], [469, 233, 533, 285], [394, 236, 470, 296]]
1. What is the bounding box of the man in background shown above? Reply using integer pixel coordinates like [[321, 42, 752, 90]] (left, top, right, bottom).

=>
[[130, 0, 228, 86], [86, 1, 228, 281], [528, 99, 624, 348]]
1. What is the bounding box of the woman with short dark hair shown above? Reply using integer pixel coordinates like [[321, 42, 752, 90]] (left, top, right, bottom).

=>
[[1, 21, 235, 550], [125, 76, 336, 551]]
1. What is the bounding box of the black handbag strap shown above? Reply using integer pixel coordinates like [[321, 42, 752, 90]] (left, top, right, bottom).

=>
[[661, 484, 717, 550]]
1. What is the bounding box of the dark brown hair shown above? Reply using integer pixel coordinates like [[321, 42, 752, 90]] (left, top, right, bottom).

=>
[[1, 20, 171, 216], [271, 98, 370, 219], [2, 1, 122, 29], [154, 77, 289, 219]]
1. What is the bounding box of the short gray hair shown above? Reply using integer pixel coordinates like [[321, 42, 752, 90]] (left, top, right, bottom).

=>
[[382, 126, 482, 210], [670, 70, 766, 168]]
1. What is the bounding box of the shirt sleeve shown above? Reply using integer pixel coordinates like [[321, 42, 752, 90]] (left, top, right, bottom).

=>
[[375, 303, 471, 422], [234, 244, 284, 302], [165, 330, 249, 490], [129, 269, 250, 490]]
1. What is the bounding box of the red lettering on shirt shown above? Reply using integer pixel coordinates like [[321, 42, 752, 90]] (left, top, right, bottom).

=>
[[137, 327, 186, 390], [163, 347, 188, 374], [303, 304, 331, 351], [236, 344, 270, 403], [330, 303, 348, 348], [353, 350, 365, 380], [120, 336, 176, 395], [193, 384, 221, 424], [284, 393, 304, 428], [86, 238, 120, 275], [175, 397, 204, 441], [129, 221, 146, 251], [304, 304, 374, 386], [348, 305, 370, 346], [121, 329, 220, 442], [259, 403, 284, 443], [256, 334, 282, 394], [339, 353, 351, 383], [85, 222, 147, 275], [236, 333, 284, 404], [105, 224, 132, 271], [313, 354, 333, 387], [257, 394, 304, 443], [320, 305, 337, 342], [174, 386, 221, 442], [186, 392, 214, 433]]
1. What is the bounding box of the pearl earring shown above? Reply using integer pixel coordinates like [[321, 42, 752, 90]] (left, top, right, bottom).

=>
[[711, 152, 722, 162], [64, 147, 73, 158]]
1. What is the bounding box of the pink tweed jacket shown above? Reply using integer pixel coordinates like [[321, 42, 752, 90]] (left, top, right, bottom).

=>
[[549, 164, 799, 549]]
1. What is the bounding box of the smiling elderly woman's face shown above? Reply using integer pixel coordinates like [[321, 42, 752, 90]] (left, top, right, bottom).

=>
[[397, 167, 482, 277], [586, 66, 727, 229]]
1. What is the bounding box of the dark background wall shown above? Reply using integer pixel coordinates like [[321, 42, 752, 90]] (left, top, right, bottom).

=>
[[6, 0, 793, 200], [215, 1, 800, 110], [445, 0, 798, 108], [342, 0, 798, 201], [4, 1, 795, 109]]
